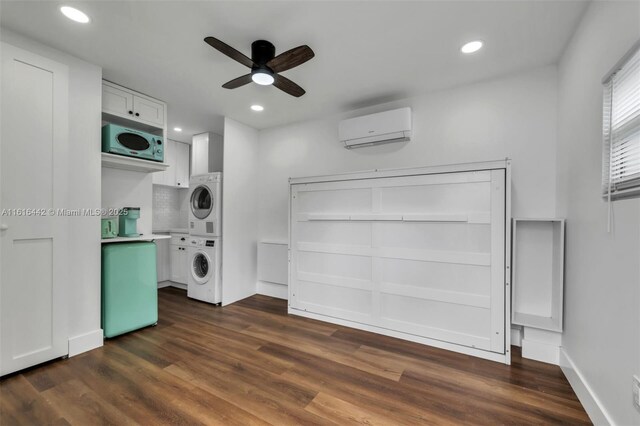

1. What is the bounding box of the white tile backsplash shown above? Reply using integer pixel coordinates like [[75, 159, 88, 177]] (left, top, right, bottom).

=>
[[153, 186, 189, 230]]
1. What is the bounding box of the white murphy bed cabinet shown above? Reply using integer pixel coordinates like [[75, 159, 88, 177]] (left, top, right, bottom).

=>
[[0, 44, 70, 375], [289, 160, 512, 364], [153, 140, 190, 188]]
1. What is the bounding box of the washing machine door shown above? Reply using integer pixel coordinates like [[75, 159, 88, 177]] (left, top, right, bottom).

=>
[[190, 250, 213, 284], [190, 185, 213, 220]]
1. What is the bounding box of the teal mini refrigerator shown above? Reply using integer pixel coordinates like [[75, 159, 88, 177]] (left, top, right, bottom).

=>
[[102, 242, 158, 338]]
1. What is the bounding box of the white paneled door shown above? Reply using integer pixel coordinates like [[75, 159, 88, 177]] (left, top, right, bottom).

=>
[[290, 165, 509, 363], [0, 44, 70, 375]]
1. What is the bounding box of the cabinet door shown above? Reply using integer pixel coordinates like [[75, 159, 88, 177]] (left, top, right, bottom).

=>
[[133, 95, 165, 127], [175, 142, 190, 188], [170, 245, 182, 282], [152, 139, 176, 186], [103, 83, 134, 118], [1, 44, 70, 375], [155, 238, 170, 283], [178, 247, 188, 284]]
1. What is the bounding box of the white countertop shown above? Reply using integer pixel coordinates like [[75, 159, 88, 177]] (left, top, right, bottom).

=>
[[152, 228, 189, 234], [101, 234, 172, 244]]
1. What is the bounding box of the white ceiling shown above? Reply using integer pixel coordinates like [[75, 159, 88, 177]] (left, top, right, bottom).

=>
[[0, 1, 588, 142]]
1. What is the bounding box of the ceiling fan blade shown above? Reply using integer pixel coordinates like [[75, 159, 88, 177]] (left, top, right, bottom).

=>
[[267, 45, 315, 73], [204, 36, 255, 68], [222, 74, 253, 89], [273, 74, 306, 97]]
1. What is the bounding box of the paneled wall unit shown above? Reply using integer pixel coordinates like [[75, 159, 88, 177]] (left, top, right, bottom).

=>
[[289, 161, 512, 364], [1, 43, 70, 375]]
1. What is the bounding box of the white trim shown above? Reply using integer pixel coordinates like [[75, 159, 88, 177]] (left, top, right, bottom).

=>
[[68, 329, 103, 357], [521, 338, 559, 365], [289, 307, 509, 364], [602, 39, 640, 84], [257, 281, 288, 300], [560, 348, 614, 425], [157, 280, 172, 289], [170, 282, 187, 291], [511, 326, 522, 347], [289, 159, 510, 185]]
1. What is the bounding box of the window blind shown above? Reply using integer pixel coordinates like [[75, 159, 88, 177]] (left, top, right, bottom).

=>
[[602, 44, 640, 199]]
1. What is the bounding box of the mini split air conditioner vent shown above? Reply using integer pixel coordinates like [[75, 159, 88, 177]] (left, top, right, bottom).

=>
[[339, 107, 412, 149]]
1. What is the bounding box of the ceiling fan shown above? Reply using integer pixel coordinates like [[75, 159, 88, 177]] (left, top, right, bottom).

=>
[[204, 37, 314, 97]]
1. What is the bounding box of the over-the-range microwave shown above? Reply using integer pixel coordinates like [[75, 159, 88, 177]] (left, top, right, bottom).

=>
[[101, 123, 164, 162]]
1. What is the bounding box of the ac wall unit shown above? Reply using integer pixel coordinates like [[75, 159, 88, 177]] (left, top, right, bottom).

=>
[[339, 107, 412, 149]]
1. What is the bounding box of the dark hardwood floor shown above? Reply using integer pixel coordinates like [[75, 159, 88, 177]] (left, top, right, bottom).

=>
[[1, 287, 590, 425]]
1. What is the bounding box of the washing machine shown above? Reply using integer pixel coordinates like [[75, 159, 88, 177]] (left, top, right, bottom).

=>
[[187, 236, 221, 304], [189, 173, 222, 237]]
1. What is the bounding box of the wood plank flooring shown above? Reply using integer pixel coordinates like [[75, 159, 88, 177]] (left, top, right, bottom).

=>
[[0, 287, 590, 425]]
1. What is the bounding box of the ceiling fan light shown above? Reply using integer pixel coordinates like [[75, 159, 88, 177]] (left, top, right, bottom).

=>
[[252, 71, 274, 86]]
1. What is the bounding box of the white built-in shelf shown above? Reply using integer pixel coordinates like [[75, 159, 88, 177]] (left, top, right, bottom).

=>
[[101, 234, 171, 244], [512, 218, 565, 332], [101, 153, 168, 173]]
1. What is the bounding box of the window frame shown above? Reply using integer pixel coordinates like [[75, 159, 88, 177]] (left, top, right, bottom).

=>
[[602, 40, 640, 201]]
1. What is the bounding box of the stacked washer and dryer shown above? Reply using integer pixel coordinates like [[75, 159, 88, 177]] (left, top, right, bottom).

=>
[[187, 173, 222, 304]]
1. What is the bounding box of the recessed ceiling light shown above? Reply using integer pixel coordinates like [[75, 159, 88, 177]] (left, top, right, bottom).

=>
[[461, 40, 483, 54], [173, 127, 182, 132], [251, 105, 264, 112], [60, 6, 90, 23]]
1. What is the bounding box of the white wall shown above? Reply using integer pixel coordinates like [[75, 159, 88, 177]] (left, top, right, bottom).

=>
[[257, 66, 559, 295], [556, 1, 640, 424], [192, 132, 224, 175], [102, 170, 153, 236], [221, 118, 259, 305], [1, 29, 103, 353], [152, 185, 189, 231]]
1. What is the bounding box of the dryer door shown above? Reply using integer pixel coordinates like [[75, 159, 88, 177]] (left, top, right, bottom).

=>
[[190, 250, 213, 284], [190, 185, 213, 220]]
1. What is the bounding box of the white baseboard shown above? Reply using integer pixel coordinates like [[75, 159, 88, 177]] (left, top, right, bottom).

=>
[[68, 329, 103, 357], [170, 282, 187, 290], [257, 281, 288, 300], [157, 280, 172, 289], [522, 338, 559, 365], [511, 326, 522, 347], [560, 348, 613, 425]]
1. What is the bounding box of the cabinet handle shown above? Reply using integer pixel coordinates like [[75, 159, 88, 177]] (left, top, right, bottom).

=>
[[135, 112, 140, 117], [128, 110, 133, 115], [177, 182, 181, 186], [180, 237, 185, 241]]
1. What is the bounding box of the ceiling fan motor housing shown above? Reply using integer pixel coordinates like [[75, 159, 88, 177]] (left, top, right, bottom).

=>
[[251, 40, 276, 70]]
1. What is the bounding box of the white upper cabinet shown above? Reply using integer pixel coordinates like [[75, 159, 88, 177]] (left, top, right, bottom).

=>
[[153, 140, 189, 188], [102, 81, 165, 129], [175, 141, 190, 188], [103, 84, 134, 117], [134, 96, 164, 127]]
